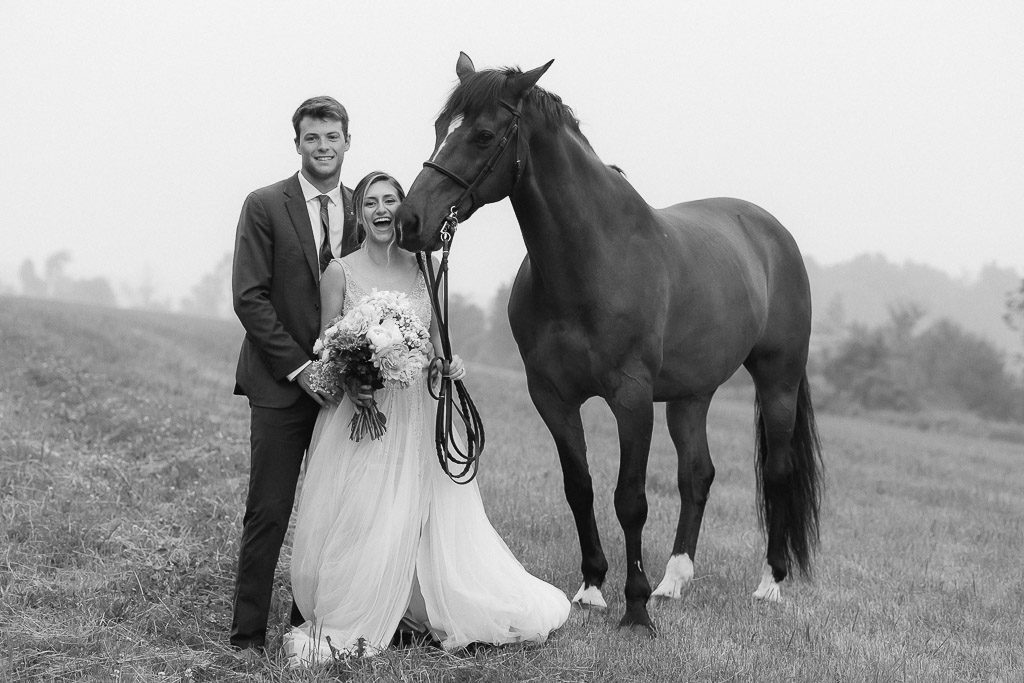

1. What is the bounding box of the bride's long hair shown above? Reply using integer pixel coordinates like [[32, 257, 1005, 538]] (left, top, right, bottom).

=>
[[349, 171, 406, 256]]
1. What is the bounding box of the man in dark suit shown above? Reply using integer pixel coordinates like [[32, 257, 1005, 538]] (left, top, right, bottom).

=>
[[229, 96, 358, 651]]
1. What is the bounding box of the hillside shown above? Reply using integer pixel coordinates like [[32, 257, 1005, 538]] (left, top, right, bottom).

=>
[[2, 295, 1023, 681], [806, 255, 1021, 354]]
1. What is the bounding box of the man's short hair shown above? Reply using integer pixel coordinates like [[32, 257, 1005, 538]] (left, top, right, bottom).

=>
[[292, 96, 349, 140]]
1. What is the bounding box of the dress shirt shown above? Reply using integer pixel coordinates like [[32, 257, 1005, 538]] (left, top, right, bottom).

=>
[[288, 172, 344, 383], [296, 171, 344, 261]]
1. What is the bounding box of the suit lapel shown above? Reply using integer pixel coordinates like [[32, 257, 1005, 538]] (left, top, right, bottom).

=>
[[284, 174, 321, 282]]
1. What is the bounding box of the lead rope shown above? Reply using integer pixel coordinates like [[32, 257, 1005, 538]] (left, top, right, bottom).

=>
[[417, 211, 485, 484]]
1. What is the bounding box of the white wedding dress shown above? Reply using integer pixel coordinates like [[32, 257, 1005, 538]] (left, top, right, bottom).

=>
[[284, 261, 570, 665]]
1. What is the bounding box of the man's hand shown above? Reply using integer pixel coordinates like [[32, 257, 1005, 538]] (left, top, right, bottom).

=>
[[297, 365, 340, 407]]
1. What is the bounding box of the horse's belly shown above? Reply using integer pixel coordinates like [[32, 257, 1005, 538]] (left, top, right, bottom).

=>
[[518, 319, 647, 396], [652, 311, 761, 398]]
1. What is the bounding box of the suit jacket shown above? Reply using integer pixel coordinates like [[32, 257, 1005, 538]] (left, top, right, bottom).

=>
[[232, 173, 357, 408]]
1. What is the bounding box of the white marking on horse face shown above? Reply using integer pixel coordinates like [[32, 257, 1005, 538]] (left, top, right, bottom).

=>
[[430, 114, 464, 162]]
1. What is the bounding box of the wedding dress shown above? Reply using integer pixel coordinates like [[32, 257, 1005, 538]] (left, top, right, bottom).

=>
[[284, 260, 570, 665]]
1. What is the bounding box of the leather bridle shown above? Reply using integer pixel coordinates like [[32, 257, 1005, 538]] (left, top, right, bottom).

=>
[[421, 99, 523, 237], [414, 99, 524, 484]]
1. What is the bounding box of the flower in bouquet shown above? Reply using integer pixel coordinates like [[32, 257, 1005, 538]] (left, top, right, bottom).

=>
[[308, 289, 432, 441]]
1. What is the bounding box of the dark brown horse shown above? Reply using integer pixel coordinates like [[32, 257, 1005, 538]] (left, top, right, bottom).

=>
[[396, 53, 823, 632]]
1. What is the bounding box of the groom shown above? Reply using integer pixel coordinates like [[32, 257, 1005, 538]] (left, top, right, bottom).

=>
[[229, 95, 357, 650]]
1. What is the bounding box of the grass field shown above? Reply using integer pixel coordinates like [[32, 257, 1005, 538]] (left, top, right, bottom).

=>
[[1, 295, 1022, 682]]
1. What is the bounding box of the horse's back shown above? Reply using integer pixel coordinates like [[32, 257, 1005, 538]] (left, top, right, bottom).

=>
[[661, 197, 799, 255], [650, 197, 812, 390]]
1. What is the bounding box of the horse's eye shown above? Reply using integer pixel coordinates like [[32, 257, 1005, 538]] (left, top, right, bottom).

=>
[[475, 131, 495, 145]]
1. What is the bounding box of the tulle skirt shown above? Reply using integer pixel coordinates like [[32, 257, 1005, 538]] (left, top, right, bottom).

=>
[[284, 379, 570, 665]]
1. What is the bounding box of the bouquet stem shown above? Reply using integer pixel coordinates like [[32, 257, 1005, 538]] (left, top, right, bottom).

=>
[[349, 399, 387, 441]]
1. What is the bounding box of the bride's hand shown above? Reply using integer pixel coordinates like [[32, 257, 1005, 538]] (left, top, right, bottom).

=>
[[446, 354, 466, 381], [343, 376, 374, 408]]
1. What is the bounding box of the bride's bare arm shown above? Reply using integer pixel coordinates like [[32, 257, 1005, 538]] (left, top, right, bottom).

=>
[[318, 259, 373, 407], [319, 260, 346, 336]]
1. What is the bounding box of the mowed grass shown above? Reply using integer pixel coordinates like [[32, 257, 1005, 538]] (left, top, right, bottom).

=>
[[1, 295, 1022, 682]]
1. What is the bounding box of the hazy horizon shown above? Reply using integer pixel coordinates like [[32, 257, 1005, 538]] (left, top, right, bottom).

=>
[[2, 1, 1022, 309]]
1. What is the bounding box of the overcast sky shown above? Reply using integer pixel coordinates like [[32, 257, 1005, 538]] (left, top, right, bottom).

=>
[[2, 1, 1022, 308]]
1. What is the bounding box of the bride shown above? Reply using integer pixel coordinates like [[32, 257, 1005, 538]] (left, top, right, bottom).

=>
[[284, 171, 570, 665]]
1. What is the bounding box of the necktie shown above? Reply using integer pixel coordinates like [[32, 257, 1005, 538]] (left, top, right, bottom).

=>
[[317, 195, 332, 273]]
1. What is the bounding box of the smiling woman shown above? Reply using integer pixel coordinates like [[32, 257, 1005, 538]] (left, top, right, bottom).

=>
[[360, 175, 404, 247], [281, 169, 569, 665]]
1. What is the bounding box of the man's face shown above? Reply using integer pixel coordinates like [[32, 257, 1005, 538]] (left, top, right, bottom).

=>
[[295, 116, 349, 185]]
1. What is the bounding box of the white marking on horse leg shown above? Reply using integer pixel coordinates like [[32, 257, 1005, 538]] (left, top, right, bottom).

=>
[[429, 115, 464, 162], [572, 583, 608, 608], [752, 562, 782, 602], [652, 553, 694, 599]]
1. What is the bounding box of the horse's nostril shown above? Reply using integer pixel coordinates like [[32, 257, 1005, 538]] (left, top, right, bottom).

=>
[[403, 214, 420, 237]]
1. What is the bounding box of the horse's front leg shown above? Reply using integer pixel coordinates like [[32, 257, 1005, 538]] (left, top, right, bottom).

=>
[[652, 395, 715, 599], [526, 375, 609, 608], [608, 375, 656, 633]]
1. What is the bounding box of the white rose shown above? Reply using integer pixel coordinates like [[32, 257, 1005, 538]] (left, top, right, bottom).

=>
[[366, 320, 403, 351]]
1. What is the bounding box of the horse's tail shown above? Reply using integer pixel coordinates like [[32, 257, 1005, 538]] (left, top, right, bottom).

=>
[[754, 373, 823, 576]]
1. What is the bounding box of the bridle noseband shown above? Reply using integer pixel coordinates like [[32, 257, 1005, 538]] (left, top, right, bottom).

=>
[[414, 99, 524, 484]]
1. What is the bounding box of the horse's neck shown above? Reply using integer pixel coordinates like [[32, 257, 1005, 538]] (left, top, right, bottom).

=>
[[511, 127, 650, 287]]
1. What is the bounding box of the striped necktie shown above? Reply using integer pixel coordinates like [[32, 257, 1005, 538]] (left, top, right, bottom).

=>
[[317, 195, 332, 272]]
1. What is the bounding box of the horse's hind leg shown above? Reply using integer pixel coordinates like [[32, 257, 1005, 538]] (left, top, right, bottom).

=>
[[527, 379, 609, 608], [747, 355, 823, 602], [653, 396, 715, 599]]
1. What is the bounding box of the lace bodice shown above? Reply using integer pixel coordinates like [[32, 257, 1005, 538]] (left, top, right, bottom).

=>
[[338, 259, 432, 330]]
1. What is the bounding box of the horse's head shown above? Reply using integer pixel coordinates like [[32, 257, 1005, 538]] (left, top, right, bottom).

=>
[[396, 52, 552, 253]]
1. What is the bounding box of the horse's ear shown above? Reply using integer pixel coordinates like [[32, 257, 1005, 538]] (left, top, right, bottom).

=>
[[507, 59, 554, 100], [456, 52, 476, 83]]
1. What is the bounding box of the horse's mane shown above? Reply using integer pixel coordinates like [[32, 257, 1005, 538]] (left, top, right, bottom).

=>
[[440, 67, 592, 147]]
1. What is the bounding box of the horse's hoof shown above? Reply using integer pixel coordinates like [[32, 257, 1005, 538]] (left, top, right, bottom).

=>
[[571, 583, 608, 609], [752, 563, 783, 603], [618, 612, 658, 637], [652, 553, 694, 599]]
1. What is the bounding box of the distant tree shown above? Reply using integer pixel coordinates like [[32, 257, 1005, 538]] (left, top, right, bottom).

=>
[[18, 259, 47, 297], [447, 293, 488, 362], [18, 252, 117, 308], [915, 319, 1022, 421], [810, 293, 848, 370], [886, 300, 926, 346], [822, 323, 919, 411], [483, 281, 522, 369], [180, 252, 232, 318], [44, 250, 73, 298], [123, 269, 160, 310], [1005, 279, 1024, 355]]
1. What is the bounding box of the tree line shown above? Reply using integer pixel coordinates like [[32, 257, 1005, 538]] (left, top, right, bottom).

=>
[[812, 299, 1024, 422], [10, 250, 1024, 423], [13, 251, 233, 317]]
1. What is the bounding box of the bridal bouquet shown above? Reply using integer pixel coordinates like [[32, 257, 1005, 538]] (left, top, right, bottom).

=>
[[309, 290, 433, 441]]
